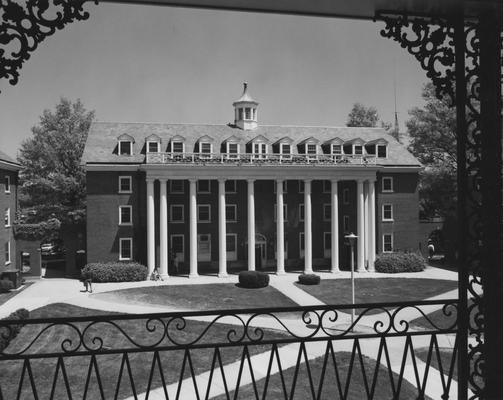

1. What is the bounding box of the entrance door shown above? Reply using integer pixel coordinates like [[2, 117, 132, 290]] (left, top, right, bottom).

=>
[[170, 235, 185, 262], [198, 234, 211, 262]]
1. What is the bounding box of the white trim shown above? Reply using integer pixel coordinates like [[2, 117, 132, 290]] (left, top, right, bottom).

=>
[[382, 177, 394, 192], [118, 205, 133, 225], [197, 179, 211, 194], [199, 142, 212, 157], [226, 142, 239, 158], [118, 176, 132, 193], [197, 204, 211, 223], [280, 143, 292, 159], [86, 164, 141, 171], [171, 141, 185, 153], [383, 233, 393, 253], [353, 144, 364, 155], [4, 208, 10, 228], [226, 204, 237, 222], [252, 142, 267, 159], [323, 203, 331, 221], [118, 140, 133, 156], [119, 238, 133, 261], [146, 141, 160, 153], [382, 204, 394, 221], [4, 176, 11, 194], [331, 144, 342, 155], [170, 180, 184, 194], [170, 204, 184, 223]]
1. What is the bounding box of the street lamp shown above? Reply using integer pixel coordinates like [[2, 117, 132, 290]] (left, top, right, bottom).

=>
[[345, 233, 358, 330]]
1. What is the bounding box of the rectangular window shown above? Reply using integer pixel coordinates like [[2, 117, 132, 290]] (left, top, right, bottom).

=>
[[323, 180, 331, 193], [377, 145, 387, 158], [382, 177, 394, 192], [238, 108, 243, 120], [383, 204, 393, 221], [225, 180, 237, 193], [118, 176, 132, 193], [226, 234, 237, 252], [170, 205, 184, 223], [343, 188, 350, 204], [323, 204, 331, 221], [119, 141, 132, 155], [299, 204, 305, 222], [226, 204, 237, 222], [197, 180, 211, 193], [273, 204, 288, 223], [4, 208, 10, 227], [354, 145, 363, 155], [119, 238, 132, 261], [198, 234, 211, 261], [4, 176, 10, 193], [198, 204, 211, 222], [306, 144, 317, 155], [5, 241, 10, 265], [227, 143, 239, 158], [253, 143, 267, 158], [200, 142, 212, 154], [147, 141, 159, 153], [331, 144, 342, 155], [245, 108, 251, 119], [172, 142, 184, 153], [383, 234, 393, 253], [171, 234, 185, 259], [119, 206, 132, 225], [280, 143, 291, 158], [299, 232, 305, 251], [170, 180, 184, 194], [298, 180, 304, 193], [343, 215, 350, 232]]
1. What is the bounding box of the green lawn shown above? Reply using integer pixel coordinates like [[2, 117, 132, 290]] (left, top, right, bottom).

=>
[[0, 303, 291, 400], [213, 351, 433, 400], [93, 283, 298, 310]]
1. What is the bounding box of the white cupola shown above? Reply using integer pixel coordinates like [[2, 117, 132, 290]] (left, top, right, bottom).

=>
[[233, 82, 258, 130]]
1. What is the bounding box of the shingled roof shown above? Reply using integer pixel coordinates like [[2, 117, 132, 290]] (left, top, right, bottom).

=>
[[0, 150, 21, 169], [82, 122, 421, 167]]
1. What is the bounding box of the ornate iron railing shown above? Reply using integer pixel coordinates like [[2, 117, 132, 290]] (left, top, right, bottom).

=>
[[146, 152, 379, 166], [0, 300, 460, 399]]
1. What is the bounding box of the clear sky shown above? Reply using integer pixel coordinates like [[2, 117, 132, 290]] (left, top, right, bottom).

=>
[[0, 2, 428, 158]]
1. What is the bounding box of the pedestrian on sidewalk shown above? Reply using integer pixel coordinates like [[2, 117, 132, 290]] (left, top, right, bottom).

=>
[[80, 273, 93, 293], [427, 239, 435, 261]]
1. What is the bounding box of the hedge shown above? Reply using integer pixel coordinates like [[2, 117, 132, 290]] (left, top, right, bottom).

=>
[[238, 271, 270, 288], [0, 279, 14, 293], [81, 262, 148, 282], [375, 252, 426, 273], [298, 274, 321, 285], [0, 308, 30, 352]]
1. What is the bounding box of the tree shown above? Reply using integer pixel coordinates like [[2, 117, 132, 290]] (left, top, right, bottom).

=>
[[346, 103, 380, 127], [17, 98, 95, 225]]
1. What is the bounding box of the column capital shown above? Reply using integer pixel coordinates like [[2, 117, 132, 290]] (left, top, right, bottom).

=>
[[276, 178, 284, 183], [247, 178, 256, 183], [218, 177, 226, 183], [303, 178, 313, 183], [330, 178, 339, 184], [188, 178, 198, 183], [146, 177, 156, 183]]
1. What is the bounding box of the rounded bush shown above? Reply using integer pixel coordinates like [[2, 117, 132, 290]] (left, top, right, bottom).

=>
[[238, 271, 270, 288], [298, 274, 321, 285], [0, 279, 14, 293], [0, 308, 29, 352], [82, 262, 148, 282], [375, 252, 426, 273]]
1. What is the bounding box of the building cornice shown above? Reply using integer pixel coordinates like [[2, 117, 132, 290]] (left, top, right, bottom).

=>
[[0, 160, 21, 171]]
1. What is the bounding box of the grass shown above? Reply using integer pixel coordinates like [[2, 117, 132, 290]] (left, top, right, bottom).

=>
[[92, 283, 298, 310], [0, 282, 33, 306], [0, 303, 291, 400], [213, 352, 433, 400]]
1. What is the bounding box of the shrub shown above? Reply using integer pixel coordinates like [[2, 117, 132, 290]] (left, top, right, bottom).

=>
[[298, 273, 321, 285], [0, 308, 30, 352], [375, 252, 426, 273], [81, 262, 148, 282], [0, 279, 14, 293], [238, 271, 270, 288]]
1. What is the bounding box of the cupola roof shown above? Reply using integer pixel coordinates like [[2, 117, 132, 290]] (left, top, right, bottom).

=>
[[233, 82, 258, 105]]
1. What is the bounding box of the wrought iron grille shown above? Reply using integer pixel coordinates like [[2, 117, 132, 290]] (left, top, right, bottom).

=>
[[0, 300, 459, 399]]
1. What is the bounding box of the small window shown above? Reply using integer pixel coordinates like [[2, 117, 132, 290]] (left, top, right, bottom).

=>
[[245, 108, 251, 119], [299, 232, 305, 251], [226, 204, 237, 222], [170, 180, 184, 194], [119, 176, 132, 193], [298, 180, 304, 193], [343, 188, 350, 204], [119, 141, 132, 156], [238, 108, 244, 120], [323, 180, 331, 193], [323, 204, 331, 221], [299, 204, 305, 222], [119, 238, 133, 260], [119, 206, 132, 225], [377, 145, 387, 158], [306, 144, 317, 155], [4, 208, 10, 227], [198, 204, 211, 223], [147, 141, 159, 153], [253, 143, 267, 158], [354, 145, 363, 155], [200, 142, 212, 155], [383, 204, 393, 221], [197, 180, 211, 193], [5, 241, 10, 265], [382, 177, 394, 192], [280, 143, 291, 158], [227, 143, 239, 158], [331, 144, 342, 155], [273, 204, 288, 223], [273, 181, 287, 193], [171, 234, 185, 254], [172, 142, 184, 153], [324, 232, 331, 251], [343, 215, 350, 232], [226, 234, 237, 252], [383, 234, 393, 252], [4, 176, 10, 193], [170, 205, 184, 223], [225, 180, 237, 193]]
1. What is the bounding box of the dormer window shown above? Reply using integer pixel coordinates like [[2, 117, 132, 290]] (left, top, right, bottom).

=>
[[354, 145, 363, 155], [280, 143, 291, 159], [238, 108, 243, 120], [199, 142, 212, 158], [306, 144, 317, 155], [245, 108, 251, 119], [331, 144, 342, 155], [119, 141, 132, 156], [227, 143, 239, 158], [366, 138, 388, 158], [172, 141, 184, 153], [253, 143, 267, 159], [377, 144, 387, 158], [147, 141, 159, 153]]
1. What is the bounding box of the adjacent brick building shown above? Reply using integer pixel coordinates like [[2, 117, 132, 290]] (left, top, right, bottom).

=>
[[0, 150, 20, 272], [82, 84, 422, 277]]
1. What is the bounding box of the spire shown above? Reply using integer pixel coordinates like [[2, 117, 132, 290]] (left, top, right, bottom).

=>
[[392, 64, 401, 142], [233, 82, 259, 130]]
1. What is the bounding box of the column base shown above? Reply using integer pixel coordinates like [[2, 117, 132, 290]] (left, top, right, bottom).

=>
[[304, 269, 313, 274], [189, 273, 199, 278], [276, 270, 286, 276], [356, 268, 367, 273], [330, 268, 340, 274], [218, 273, 229, 278], [160, 274, 170, 280], [247, 266, 255, 272]]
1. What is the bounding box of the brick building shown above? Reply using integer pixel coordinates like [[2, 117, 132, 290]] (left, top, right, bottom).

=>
[[82, 84, 421, 278], [0, 150, 20, 272]]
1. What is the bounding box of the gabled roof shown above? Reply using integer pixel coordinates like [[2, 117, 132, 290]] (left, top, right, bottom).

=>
[[274, 136, 294, 145], [117, 133, 135, 142], [366, 138, 389, 145], [145, 133, 162, 142], [233, 83, 258, 105], [196, 134, 215, 143], [323, 137, 344, 145], [223, 134, 241, 143], [170, 134, 186, 142], [298, 136, 320, 145], [344, 137, 365, 145], [0, 150, 21, 171], [247, 134, 270, 144]]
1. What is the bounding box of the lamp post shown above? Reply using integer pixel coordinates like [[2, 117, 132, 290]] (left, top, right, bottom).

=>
[[345, 233, 358, 330]]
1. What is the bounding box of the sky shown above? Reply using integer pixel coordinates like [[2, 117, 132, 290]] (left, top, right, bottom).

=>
[[0, 2, 429, 158]]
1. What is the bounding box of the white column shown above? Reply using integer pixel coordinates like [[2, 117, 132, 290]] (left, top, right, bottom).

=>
[[189, 179, 198, 278], [247, 179, 255, 271], [218, 179, 228, 277], [331, 179, 340, 273], [159, 179, 169, 278], [368, 179, 376, 272], [304, 179, 313, 274], [146, 178, 155, 278], [356, 179, 366, 272], [363, 181, 369, 270], [276, 179, 285, 275]]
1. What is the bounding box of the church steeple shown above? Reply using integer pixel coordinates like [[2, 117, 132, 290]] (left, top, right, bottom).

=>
[[233, 82, 258, 130]]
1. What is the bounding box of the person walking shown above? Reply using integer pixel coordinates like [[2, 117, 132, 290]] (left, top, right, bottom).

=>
[[427, 239, 435, 261]]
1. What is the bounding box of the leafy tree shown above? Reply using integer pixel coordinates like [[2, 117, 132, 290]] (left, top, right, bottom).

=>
[[17, 98, 94, 225], [346, 103, 379, 127]]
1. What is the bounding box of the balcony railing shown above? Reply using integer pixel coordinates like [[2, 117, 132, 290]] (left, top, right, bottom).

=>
[[146, 152, 379, 166], [0, 300, 461, 399]]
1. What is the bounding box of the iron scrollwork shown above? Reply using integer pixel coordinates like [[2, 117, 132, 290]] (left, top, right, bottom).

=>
[[0, 0, 98, 91]]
